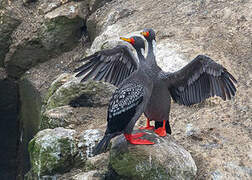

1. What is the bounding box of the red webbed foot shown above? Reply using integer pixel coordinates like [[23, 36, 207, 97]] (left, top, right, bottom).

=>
[[154, 120, 167, 137], [139, 126, 154, 130], [124, 133, 154, 145], [139, 119, 154, 130], [154, 128, 167, 137], [130, 132, 147, 138]]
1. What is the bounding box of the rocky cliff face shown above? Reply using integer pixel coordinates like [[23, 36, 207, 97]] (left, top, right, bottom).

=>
[[1, 0, 251, 179]]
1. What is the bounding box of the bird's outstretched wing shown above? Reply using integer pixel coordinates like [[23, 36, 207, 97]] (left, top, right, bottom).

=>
[[106, 83, 144, 134], [74, 45, 138, 86], [160, 55, 237, 106]]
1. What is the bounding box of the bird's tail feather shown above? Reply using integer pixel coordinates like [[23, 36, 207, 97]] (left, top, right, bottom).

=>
[[93, 134, 113, 155]]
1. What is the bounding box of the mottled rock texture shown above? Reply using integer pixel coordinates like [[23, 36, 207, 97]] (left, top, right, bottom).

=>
[[110, 130, 197, 180]]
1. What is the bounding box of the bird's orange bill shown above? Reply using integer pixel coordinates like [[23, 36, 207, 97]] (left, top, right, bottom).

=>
[[141, 31, 149, 37], [120, 37, 132, 43]]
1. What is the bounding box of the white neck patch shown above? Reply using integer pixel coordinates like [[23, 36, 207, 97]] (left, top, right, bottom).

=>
[[152, 39, 157, 56], [141, 48, 145, 57]]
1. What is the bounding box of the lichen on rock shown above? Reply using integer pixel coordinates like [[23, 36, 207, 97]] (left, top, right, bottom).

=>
[[28, 128, 82, 176]]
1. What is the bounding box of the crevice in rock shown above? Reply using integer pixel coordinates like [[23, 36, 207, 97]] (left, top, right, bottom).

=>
[[0, 78, 20, 180]]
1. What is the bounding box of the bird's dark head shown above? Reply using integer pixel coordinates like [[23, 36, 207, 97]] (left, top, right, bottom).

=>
[[120, 36, 145, 51], [140, 28, 156, 41]]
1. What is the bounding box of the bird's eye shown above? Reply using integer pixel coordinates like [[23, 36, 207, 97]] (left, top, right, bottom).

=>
[[146, 31, 150, 37], [130, 38, 135, 45]]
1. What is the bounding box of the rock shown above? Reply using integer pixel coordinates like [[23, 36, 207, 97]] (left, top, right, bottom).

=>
[[5, 37, 51, 78], [89, 0, 112, 13], [18, 77, 42, 176], [5, 1, 86, 78], [44, 73, 74, 103], [155, 39, 189, 72], [28, 128, 82, 176], [73, 170, 104, 180], [39, 7, 84, 55], [110, 130, 197, 180], [24, 171, 60, 180], [23, 0, 37, 4], [88, 26, 136, 55], [0, 67, 7, 79], [78, 129, 104, 158], [86, 2, 135, 42], [0, 7, 21, 67], [41, 105, 75, 129], [45, 74, 116, 110], [44, 1, 89, 20]]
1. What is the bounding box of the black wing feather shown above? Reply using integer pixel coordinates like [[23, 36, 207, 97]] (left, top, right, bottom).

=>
[[74, 45, 138, 86], [163, 55, 237, 106]]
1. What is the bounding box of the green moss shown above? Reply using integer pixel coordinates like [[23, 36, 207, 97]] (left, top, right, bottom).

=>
[[40, 16, 83, 54], [28, 131, 80, 176], [46, 80, 114, 110], [110, 151, 170, 180]]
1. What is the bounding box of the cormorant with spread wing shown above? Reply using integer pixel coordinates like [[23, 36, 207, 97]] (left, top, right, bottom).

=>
[[75, 36, 154, 155], [139, 28, 237, 136], [74, 29, 237, 141]]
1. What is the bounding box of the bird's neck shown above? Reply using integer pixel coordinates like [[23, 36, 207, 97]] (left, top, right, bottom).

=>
[[147, 40, 157, 66], [136, 48, 146, 65]]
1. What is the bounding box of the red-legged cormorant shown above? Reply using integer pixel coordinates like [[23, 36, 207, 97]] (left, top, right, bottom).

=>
[[140, 28, 237, 135], [75, 36, 154, 155]]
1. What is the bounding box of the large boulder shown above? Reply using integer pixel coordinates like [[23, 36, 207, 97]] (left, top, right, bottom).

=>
[[28, 128, 81, 176], [27, 128, 104, 178], [110, 130, 197, 180], [39, 1, 87, 54], [45, 73, 116, 110], [5, 1, 87, 78]]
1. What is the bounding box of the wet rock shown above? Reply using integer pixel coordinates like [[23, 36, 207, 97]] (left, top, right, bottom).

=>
[[78, 129, 104, 158], [110, 130, 197, 180], [28, 128, 82, 176], [0, 7, 21, 67], [45, 74, 116, 110]]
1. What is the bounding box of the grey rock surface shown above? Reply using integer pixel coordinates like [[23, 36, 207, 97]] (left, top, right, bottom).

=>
[[73, 170, 104, 180], [4, 0, 86, 78], [110, 130, 197, 180], [45, 74, 116, 110], [0, 5, 21, 67]]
